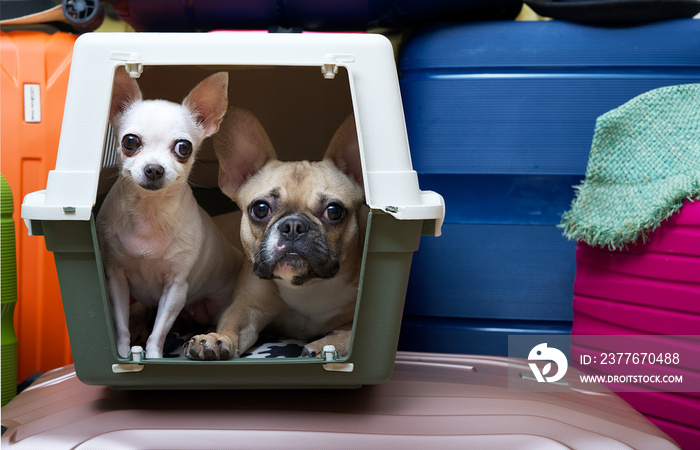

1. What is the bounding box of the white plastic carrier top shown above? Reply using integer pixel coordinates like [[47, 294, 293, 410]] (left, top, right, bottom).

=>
[[21, 32, 444, 235]]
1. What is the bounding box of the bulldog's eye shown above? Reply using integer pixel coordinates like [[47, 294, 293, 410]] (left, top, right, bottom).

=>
[[173, 140, 193, 161], [250, 201, 271, 220], [121, 134, 141, 156], [323, 203, 345, 221]]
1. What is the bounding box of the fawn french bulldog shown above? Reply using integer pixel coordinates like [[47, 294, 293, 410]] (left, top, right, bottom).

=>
[[185, 106, 365, 359]]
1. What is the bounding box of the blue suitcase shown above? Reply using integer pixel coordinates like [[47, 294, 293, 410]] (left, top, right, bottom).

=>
[[398, 19, 700, 356]]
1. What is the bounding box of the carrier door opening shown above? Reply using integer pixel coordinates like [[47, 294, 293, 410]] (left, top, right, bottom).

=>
[[98, 64, 365, 363]]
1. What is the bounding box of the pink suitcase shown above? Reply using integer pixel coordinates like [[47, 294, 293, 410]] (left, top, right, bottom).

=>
[[1, 352, 678, 449], [573, 199, 700, 449]]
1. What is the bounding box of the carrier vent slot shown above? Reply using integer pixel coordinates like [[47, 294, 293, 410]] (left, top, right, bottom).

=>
[[102, 124, 119, 169]]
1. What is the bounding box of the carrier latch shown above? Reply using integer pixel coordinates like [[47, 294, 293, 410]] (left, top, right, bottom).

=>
[[321, 54, 355, 80], [110, 51, 144, 78], [321, 344, 354, 372], [112, 345, 145, 373]]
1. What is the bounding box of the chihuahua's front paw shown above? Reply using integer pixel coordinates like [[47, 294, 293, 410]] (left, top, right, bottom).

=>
[[184, 333, 239, 360], [302, 329, 351, 358]]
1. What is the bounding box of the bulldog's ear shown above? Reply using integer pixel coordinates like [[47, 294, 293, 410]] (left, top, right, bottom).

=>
[[324, 115, 363, 188], [182, 71, 229, 137], [214, 106, 277, 198], [110, 67, 142, 124]]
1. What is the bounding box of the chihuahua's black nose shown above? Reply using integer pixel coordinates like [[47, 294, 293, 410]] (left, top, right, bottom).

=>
[[279, 216, 310, 240], [144, 164, 165, 181]]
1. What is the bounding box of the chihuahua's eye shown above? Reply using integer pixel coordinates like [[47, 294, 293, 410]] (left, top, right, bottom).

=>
[[250, 201, 271, 220], [121, 134, 141, 155], [323, 203, 345, 221], [173, 140, 193, 161]]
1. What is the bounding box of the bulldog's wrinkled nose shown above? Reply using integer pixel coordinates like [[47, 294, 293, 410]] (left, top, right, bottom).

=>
[[279, 216, 310, 240]]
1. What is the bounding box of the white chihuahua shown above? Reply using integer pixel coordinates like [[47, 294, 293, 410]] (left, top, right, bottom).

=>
[[97, 68, 242, 359]]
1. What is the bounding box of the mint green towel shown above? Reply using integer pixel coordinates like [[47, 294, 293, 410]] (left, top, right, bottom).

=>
[[561, 83, 700, 250]]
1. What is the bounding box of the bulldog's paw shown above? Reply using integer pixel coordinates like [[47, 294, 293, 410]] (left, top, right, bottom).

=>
[[302, 329, 351, 358], [184, 333, 239, 360]]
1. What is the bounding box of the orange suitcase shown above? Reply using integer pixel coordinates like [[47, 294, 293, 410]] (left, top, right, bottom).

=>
[[0, 30, 77, 382]]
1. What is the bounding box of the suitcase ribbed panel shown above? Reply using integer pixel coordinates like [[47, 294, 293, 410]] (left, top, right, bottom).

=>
[[572, 201, 700, 449]]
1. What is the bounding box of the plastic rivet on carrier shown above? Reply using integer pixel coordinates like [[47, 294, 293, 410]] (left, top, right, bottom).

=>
[[130, 346, 144, 363], [111, 346, 145, 374], [321, 54, 355, 80], [321, 63, 338, 80], [322, 345, 337, 362], [109, 51, 144, 78]]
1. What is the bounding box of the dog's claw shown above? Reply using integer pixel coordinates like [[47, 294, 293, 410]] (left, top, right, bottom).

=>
[[184, 333, 237, 361], [301, 347, 317, 358]]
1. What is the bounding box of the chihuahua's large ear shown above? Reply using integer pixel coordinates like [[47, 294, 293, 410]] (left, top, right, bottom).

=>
[[324, 115, 363, 188], [109, 67, 142, 124], [183, 72, 229, 137], [214, 106, 277, 198]]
